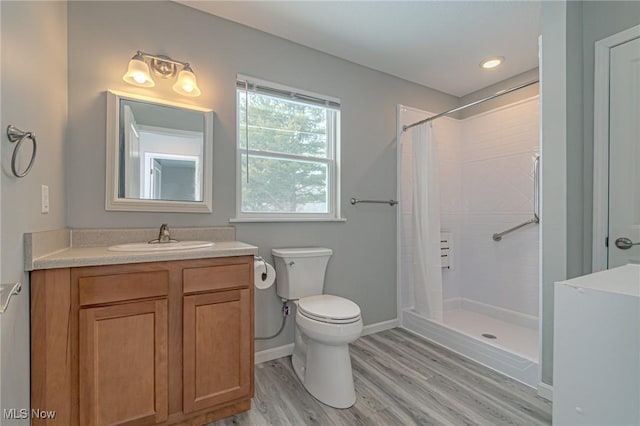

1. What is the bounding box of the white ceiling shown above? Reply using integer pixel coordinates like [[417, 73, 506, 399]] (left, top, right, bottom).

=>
[[178, 1, 541, 97]]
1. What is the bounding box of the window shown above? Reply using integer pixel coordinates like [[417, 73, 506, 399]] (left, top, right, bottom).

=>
[[235, 76, 341, 221]]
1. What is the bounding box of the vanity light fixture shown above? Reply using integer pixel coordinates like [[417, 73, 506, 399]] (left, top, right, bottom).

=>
[[480, 56, 504, 69], [122, 51, 202, 97]]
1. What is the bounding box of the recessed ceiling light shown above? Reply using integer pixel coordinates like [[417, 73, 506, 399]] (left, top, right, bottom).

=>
[[481, 57, 504, 69]]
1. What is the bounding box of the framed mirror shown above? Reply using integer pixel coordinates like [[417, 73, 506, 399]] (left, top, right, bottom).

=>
[[106, 90, 213, 212]]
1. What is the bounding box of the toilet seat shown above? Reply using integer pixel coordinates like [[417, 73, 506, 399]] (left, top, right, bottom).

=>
[[297, 295, 361, 324]]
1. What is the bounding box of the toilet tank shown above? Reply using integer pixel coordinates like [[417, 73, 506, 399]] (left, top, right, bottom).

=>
[[271, 247, 333, 300]]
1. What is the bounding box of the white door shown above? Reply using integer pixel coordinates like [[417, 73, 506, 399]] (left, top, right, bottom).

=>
[[608, 36, 640, 268], [0, 129, 2, 426], [151, 159, 163, 199], [123, 105, 141, 198]]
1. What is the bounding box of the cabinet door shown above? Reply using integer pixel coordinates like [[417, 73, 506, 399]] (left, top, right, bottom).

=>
[[183, 289, 251, 413], [79, 299, 168, 426]]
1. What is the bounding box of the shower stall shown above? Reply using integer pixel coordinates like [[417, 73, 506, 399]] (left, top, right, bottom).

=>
[[397, 85, 540, 387]]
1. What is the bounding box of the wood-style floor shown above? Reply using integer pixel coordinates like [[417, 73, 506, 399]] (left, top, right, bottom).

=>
[[211, 328, 552, 425]]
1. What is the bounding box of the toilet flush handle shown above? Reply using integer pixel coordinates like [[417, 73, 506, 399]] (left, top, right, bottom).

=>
[[288, 261, 295, 266]]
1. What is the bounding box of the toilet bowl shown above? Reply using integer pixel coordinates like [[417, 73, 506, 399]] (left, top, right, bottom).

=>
[[292, 295, 363, 408], [272, 248, 363, 409]]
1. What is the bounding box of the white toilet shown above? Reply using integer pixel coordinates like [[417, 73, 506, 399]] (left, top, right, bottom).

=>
[[272, 247, 363, 409]]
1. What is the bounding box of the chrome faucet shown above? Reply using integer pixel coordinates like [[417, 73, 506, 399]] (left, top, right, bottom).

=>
[[149, 223, 176, 244], [158, 224, 171, 243]]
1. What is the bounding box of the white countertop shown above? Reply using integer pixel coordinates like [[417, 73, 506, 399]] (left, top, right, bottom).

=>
[[29, 241, 258, 270], [556, 263, 640, 297]]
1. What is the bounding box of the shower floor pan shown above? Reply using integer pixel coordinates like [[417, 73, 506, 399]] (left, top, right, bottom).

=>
[[401, 308, 539, 388]]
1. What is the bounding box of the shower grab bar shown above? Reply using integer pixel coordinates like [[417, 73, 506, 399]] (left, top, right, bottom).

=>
[[492, 155, 540, 242], [492, 218, 538, 242], [350, 198, 398, 206]]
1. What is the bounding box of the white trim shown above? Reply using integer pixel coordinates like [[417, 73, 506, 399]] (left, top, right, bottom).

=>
[[396, 104, 403, 328], [592, 25, 640, 273], [537, 382, 553, 401], [0, 1, 3, 411], [230, 217, 346, 223], [361, 318, 399, 336], [237, 73, 341, 106], [537, 33, 544, 395], [106, 89, 212, 113], [254, 343, 294, 364], [105, 90, 214, 213]]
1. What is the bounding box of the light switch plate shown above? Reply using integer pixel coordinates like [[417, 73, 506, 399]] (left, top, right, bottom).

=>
[[41, 185, 49, 214]]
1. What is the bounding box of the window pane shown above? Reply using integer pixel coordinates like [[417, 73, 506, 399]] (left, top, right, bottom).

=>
[[241, 154, 329, 213], [238, 91, 329, 158]]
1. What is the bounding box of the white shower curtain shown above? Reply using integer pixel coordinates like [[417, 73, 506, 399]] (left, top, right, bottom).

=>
[[410, 123, 443, 321]]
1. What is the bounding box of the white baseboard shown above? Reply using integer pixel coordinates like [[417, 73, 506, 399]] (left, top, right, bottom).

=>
[[362, 318, 399, 336], [537, 382, 553, 401], [254, 318, 399, 364], [254, 343, 294, 364]]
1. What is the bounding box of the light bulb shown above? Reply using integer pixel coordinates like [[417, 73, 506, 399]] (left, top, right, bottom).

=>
[[123, 54, 155, 87], [133, 73, 147, 84], [172, 66, 201, 97], [480, 57, 504, 69]]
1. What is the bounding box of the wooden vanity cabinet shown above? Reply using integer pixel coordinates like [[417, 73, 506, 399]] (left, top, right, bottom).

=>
[[76, 270, 170, 426], [79, 298, 169, 426], [183, 264, 252, 414], [31, 256, 254, 426]]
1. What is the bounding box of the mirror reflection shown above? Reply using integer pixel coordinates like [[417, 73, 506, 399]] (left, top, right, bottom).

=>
[[119, 99, 205, 202]]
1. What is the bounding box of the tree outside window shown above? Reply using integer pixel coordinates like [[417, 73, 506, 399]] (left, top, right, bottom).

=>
[[237, 86, 339, 218]]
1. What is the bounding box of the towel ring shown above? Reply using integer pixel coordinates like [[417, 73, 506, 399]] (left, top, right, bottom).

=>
[[7, 125, 37, 178]]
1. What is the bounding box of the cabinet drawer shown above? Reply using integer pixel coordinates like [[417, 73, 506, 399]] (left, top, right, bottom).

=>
[[183, 263, 250, 294], [79, 270, 169, 306]]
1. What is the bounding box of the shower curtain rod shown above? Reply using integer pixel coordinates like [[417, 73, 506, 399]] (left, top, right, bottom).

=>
[[402, 79, 539, 132]]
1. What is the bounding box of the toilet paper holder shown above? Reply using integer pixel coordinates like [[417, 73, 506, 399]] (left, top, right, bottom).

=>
[[255, 256, 269, 281]]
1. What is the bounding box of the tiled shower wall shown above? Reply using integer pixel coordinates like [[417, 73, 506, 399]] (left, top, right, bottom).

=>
[[442, 97, 540, 318]]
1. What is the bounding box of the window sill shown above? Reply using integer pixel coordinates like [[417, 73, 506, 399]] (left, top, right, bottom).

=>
[[229, 217, 347, 223]]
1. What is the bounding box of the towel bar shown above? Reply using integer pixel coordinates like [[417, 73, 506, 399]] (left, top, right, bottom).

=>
[[350, 198, 398, 206]]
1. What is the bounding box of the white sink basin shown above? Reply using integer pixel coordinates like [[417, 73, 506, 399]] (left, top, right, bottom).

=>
[[108, 241, 215, 252]]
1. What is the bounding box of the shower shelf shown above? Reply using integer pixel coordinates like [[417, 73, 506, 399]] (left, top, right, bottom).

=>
[[440, 232, 452, 269]]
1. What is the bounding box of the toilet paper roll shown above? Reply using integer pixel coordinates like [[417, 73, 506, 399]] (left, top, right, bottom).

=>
[[254, 258, 276, 290]]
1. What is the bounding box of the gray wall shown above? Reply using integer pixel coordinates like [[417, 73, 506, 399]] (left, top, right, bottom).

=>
[[66, 1, 457, 351], [540, 0, 640, 387], [577, 1, 640, 275], [566, 0, 585, 280], [0, 1, 68, 421]]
